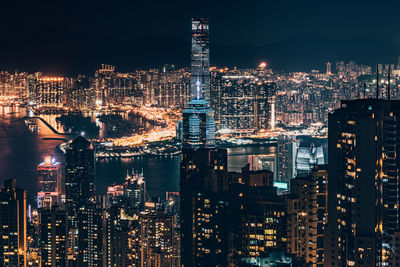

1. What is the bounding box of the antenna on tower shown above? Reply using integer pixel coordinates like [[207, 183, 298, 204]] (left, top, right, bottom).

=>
[[388, 64, 391, 100], [376, 64, 379, 99]]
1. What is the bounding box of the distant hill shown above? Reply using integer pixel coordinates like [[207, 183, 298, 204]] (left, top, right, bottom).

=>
[[0, 31, 399, 75], [213, 32, 400, 72]]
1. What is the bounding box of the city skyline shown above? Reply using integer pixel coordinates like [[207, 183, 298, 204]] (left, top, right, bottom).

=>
[[2, 12, 400, 266]]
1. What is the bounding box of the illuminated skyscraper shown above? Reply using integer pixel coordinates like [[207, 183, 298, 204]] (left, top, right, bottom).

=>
[[276, 135, 298, 185], [93, 64, 135, 107], [37, 156, 61, 209], [184, 18, 216, 150], [39, 207, 67, 267], [210, 73, 277, 132], [77, 203, 106, 266], [325, 99, 400, 266], [35, 77, 65, 107], [182, 80, 215, 150], [286, 166, 327, 266], [124, 172, 146, 210], [326, 62, 332, 75], [180, 148, 229, 266], [0, 179, 27, 267], [139, 211, 178, 266], [191, 18, 210, 102], [65, 136, 95, 226], [65, 136, 95, 264]]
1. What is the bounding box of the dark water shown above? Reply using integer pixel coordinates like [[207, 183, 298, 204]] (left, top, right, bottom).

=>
[[0, 106, 275, 205]]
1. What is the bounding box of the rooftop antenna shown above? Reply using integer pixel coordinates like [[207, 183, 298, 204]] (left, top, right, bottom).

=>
[[388, 64, 391, 100], [376, 64, 379, 99]]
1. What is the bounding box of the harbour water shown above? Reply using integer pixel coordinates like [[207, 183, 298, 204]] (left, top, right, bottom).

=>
[[0, 106, 275, 205]]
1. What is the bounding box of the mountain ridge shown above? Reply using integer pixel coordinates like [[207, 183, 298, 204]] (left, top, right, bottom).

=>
[[0, 32, 399, 75]]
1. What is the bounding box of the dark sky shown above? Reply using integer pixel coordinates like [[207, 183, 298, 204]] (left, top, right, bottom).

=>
[[1, 0, 400, 74], [3, 0, 400, 46]]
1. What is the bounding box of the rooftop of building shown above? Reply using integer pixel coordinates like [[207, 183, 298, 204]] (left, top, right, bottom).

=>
[[337, 98, 400, 113]]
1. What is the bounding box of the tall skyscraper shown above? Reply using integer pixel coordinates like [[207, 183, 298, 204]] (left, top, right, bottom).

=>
[[139, 211, 178, 266], [191, 18, 210, 102], [286, 166, 327, 267], [210, 74, 277, 132], [65, 136, 95, 226], [124, 172, 146, 210], [182, 96, 215, 150], [276, 135, 298, 185], [228, 169, 287, 266], [65, 136, 95, 265], [325, 99, 400, 266], [180, 148, 229, 266], [0, 179, 27, 267], [34, 77, 65, 107], [326, 62, 332, 75], [37, 156, 62, 209], [184, 18, 216, 150], [77, 203, 105, 266], [39, 207, 67, 267]]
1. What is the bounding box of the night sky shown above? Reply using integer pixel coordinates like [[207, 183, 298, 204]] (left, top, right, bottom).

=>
[[2, 0, 400, 73]]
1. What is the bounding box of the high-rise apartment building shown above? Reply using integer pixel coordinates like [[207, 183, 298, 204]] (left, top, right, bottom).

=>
[[124, 172, 146, 210], [286, 166, 327, 267], [325, 99, 400, 266], [180, 148, 229, 266], [228, 170, 287, 266], [69, 76, 96, 110], [65, 136, 95, 264], [210, 73, 276, 132], [139, 211, 178, 266], [276, 135, 298, 185], [35, 77, 65, 107], [77, 203, 106, 266], [0, 179, 27, 267], [65, 136, 95, 226], [39, 207, 67, 267], [93, 64, 135, 107]]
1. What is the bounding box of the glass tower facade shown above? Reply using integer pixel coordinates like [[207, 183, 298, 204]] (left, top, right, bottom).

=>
[[191, 18, 210, 101]]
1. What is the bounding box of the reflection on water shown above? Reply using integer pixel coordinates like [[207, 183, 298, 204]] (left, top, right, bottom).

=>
[[38, 114, 66, 133], [0, 106, 180, 203], [0, 106, 277, 205], [0, 106, 67, 204]]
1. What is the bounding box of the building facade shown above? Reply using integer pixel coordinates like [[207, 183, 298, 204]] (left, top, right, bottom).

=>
[[286, 166, 327, 267], [325, 99, 400, 266], [191, 18, 210, 101], [37, 156, 62, 209], [0, 179, 27, 267]]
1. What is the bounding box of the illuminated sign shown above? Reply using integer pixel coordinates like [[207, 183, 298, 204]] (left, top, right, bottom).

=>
[[273, 182, 288, 190], [44, 156, 52, 166]]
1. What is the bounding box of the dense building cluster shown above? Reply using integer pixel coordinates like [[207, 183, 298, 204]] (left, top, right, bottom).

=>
[[4, 17, 400, 267], [2, 55, 400, 136], [0, 136, 181, 267]]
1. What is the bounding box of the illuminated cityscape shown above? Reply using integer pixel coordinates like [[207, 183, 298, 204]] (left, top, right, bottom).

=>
[[2, 1, 400, 266]]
